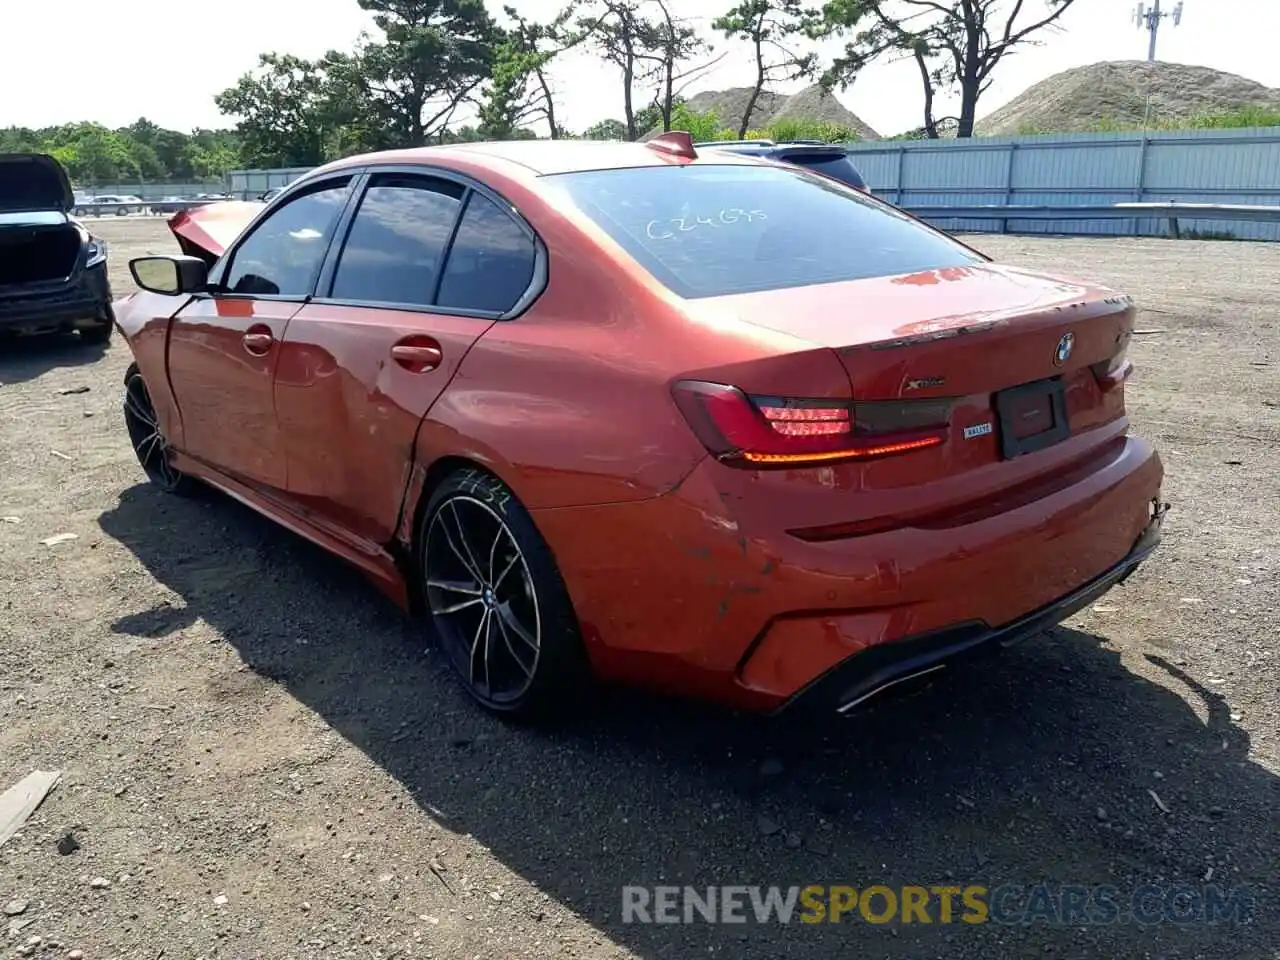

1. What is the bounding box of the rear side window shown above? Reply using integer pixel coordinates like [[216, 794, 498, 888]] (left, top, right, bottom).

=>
[[330, 176, 464, 306], [224, 181, 350, 296], [548, 165, 980, 299], [436, 193, 536, 313]]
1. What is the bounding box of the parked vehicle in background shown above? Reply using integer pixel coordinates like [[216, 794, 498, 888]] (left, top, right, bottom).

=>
[[259, 187, 284, 202], [82, 194, 145, 216], [0, 153, 114, 343], [696, 139, 870, 192], [149, 195, 232, 216], [149, 196, 187, 216], [114, 134, 1164, 720]]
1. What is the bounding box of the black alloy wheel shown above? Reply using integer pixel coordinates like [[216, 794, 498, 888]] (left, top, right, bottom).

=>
[[122, 364, 192, 495], [420, 468, 589, 717]]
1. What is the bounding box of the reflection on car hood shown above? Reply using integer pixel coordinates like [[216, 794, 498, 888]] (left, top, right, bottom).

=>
[[167, 200, 264, 261], [0, 209, 71, 227]]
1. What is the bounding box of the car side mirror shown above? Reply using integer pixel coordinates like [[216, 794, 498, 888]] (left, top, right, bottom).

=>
[[129, 255, 208, 295]]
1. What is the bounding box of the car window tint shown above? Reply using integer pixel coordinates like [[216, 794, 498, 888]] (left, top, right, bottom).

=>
[[436, 193, 536, 313], [330, 177, 464, 306], [548, 164, 980, 299], [223, 183, 350, 297]]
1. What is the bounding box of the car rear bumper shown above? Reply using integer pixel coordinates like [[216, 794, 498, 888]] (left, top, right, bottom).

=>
[[779, 497, 1167, 715], [0, 262, 112, 332], [534, 430, 1165, 712]]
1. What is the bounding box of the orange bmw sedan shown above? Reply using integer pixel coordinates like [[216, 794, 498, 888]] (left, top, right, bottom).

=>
[[114, 134, 1166, 718]]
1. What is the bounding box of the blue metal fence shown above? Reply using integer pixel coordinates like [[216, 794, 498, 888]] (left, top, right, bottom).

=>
[[843, 127, 1280, 240], [226, 127, 1280, 240], [227, 167, 312, 199], [74, 180, 226, 200]]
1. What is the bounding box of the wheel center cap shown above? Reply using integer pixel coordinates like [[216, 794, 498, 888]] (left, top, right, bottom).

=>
[[482, 587, 495, 607]]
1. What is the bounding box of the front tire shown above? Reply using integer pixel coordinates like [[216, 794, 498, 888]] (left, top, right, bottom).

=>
[[419, 468, 590, 719], [123, 364, 194, 496]]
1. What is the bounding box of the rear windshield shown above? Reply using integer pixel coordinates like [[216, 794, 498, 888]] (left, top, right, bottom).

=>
[[784, 153, 868, 189], [546, 164, 981, 299]]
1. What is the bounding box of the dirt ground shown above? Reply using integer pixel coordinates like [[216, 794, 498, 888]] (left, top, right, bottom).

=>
[[1, 219, 1277, 960]]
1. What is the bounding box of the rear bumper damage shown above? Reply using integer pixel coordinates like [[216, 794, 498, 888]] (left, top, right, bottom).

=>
[[781, 496, 1169, 715], [536, 428, 1165, 713], [0, 261, 112, 333]]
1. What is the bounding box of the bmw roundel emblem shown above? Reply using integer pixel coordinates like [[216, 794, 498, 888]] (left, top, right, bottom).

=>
[[1054, 332, 1075, 366]]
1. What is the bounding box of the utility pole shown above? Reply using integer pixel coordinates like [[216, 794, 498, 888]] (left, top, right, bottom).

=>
[[1135, 1, 1184, 62]]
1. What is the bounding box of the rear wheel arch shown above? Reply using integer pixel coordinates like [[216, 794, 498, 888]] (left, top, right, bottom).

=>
[[399, 454, 518, 605], [406, 455, 489, 547]]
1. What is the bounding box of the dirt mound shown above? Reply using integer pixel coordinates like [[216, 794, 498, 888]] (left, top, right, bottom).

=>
[[663, 84, 880, 140], [976, 60, 1280, 135], [767, 85, 881, 140], [683, 87, 789, 133]]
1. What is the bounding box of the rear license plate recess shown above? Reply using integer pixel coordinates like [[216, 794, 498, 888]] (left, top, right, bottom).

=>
[[994, 376, 1070, 459]]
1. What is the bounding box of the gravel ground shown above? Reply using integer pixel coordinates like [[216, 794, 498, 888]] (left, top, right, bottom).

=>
[[1, 221, 1277, 960]]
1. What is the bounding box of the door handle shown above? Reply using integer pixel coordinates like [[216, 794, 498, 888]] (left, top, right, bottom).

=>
[[242, 331, 274, 356], [391, 343, 443, 372]]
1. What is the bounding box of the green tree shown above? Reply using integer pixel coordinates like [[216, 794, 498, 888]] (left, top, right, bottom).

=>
[[0, 127, 41, 153], [316, 50, 402, 154], [668, 103, 723, 141], [352, 0, 497, 146], [49, 123, 142, 182], [184, 129, 242, 178], [215, 53, 336, 166], [633, 101, 671, 136], [477, 5, 578, 140], [817, 0, 1079, 138], [641, 0, 721, 133], [582, 118, 629, 139], [576, 1, 720, 140], [0, 122, 244, 184], [153, 126, 203, 179], [715, 0, 815, 138], [577, 1, 654, 141]]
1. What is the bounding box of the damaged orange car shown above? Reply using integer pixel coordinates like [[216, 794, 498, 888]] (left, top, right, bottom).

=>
[[114, 134, 1166, 718]]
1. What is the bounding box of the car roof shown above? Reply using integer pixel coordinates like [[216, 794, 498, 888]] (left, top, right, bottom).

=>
[[313, 139, 766, 179]]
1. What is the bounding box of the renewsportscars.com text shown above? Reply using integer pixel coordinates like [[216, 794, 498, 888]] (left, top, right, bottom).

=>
[[621, 883, 1257, 926]]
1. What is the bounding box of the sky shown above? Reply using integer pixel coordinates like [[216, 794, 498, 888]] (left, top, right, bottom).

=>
[[2, 0, 1278, 138]]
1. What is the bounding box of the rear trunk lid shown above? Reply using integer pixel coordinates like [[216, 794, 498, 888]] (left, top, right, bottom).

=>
[[706, 263, 1133, 401], [167, 201, 264, 264], [0, 153, 74, 213], [685, 264, 1136, 530], [0, 155, 82, 288]]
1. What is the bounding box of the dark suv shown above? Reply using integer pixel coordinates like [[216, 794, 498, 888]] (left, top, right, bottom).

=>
[[0, 153, 114, 343], [695, 140, 869, 192]]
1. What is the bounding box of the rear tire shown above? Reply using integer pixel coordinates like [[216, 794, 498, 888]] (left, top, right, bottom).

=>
[[123, 363, 195, 496], [418, 467, 591, 720]]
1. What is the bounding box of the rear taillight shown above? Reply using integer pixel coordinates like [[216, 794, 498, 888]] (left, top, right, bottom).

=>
[[671, 380, 948, 467]]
